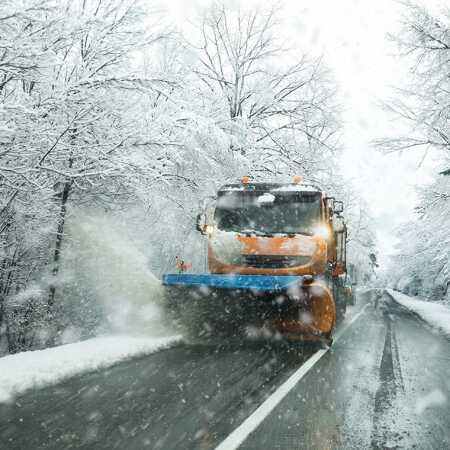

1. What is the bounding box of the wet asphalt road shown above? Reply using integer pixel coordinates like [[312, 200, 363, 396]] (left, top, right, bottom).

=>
[[241, 292, 450, 450], [0, 338, 313, 449], [1, 291, 450, 450]]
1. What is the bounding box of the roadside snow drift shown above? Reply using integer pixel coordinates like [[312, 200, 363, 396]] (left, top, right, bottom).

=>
[[387, 289, 450, 337], [0, 335, 181, 404]]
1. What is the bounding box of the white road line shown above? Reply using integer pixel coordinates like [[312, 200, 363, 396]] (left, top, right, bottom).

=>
[[213, 303, 370, 450]]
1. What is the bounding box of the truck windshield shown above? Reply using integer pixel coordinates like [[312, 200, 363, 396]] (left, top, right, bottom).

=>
[[214, 191, 321, 235]]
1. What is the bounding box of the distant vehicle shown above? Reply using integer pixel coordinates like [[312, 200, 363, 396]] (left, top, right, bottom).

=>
[[163, 176, 350, 345]]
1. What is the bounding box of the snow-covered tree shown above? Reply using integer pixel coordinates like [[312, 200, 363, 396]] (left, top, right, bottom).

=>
[[0, 0, 175, 350], [185, 2, 341, 179], [379, 2, 450, 302], [390, 173, 450, 301], [376, 2, 450, 160], [345, 197, 378, 285]]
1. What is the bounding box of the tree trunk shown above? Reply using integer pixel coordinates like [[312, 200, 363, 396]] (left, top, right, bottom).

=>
[[0, 259, 7, 354], [0, 249, 18, 354], [48, 180, 72, 307]]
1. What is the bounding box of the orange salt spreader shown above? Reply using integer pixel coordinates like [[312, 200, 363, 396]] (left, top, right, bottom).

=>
[[163, 177, 349, 345]]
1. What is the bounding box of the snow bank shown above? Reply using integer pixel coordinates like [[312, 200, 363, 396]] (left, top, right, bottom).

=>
[[0, 335, 181, 404], [387, 289, 450, 337]]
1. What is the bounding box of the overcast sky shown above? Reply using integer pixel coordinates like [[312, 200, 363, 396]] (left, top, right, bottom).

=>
[[161, 0, 444, 265]]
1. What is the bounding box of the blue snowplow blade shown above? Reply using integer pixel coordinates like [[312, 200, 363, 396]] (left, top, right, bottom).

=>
[[162, 273, 304, 293]]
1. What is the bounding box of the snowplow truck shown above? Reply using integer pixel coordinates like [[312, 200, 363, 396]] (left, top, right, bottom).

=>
[[163, 177, 349, 344]]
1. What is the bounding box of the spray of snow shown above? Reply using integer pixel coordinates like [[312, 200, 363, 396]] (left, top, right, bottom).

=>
[[67, 212, 174, 337], [0, 212, 183, 403], [209, 229, 244, 264]]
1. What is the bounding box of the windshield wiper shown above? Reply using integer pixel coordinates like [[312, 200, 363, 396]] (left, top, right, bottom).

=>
[[239, 229, 272, 237], [235, 229, 314, 237]]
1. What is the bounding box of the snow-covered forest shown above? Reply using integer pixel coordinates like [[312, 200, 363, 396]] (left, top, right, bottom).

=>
[[0, 0, 392, 356], [380, 3, 450, 303]]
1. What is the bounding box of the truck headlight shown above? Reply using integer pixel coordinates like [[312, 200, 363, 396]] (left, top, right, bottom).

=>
[[312, 225, 331, 240]]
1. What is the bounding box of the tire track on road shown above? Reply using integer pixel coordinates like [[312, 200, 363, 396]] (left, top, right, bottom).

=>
[[370, 300, 405, 450]]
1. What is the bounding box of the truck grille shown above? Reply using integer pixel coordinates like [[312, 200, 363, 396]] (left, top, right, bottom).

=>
[[243, 255, 311, 269]]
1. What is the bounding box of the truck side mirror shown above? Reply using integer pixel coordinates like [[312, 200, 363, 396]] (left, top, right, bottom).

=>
[[196, 212, 207, 234]]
